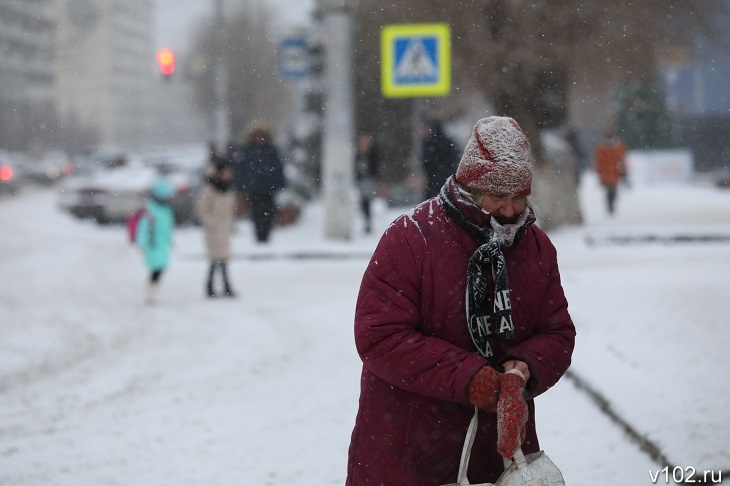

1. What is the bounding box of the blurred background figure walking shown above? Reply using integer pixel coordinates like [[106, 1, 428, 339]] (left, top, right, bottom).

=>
[[594, 125, 628, 215], [354, 133, 380, 234], [233, 125, 286, 244], [136, 180, 175, 305], [195, 143, 237, 298], [421, 119, 460, 200], [565, 126, 588, 185]]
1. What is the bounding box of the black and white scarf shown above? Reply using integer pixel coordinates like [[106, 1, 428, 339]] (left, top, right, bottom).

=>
[[438, 178, 533, 360]]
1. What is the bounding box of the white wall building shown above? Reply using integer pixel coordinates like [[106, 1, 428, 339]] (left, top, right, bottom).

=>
[[55, 0, 157, 148], [0, 0, 56, 106]]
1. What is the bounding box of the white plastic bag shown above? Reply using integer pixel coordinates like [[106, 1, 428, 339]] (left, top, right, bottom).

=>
[[495, 449, 565, 486], [441, 407, 565, 486]]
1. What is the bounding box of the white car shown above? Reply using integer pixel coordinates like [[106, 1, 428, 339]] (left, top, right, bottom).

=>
[[58, 160, 201, 224]]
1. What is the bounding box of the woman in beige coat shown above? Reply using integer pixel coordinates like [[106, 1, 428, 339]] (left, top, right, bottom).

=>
[[195, 150, 237, 297]]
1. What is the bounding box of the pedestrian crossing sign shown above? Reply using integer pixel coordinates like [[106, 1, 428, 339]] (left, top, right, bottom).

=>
[[381, 23, 451, 98]]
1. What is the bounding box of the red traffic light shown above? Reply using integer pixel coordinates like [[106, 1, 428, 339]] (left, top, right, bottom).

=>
[[156, 48, 175, 76]]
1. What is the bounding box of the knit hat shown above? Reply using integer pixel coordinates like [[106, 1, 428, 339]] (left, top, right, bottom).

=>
[[151, 180, 174, 200], [455, 116, 533, 196]]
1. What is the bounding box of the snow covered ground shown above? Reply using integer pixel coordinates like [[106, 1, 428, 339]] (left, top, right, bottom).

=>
[[1, 172, 729, 485]]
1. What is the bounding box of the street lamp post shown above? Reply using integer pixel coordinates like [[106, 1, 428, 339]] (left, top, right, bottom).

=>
[[212, 0, 229, 150], [320, 0, 355, 240]]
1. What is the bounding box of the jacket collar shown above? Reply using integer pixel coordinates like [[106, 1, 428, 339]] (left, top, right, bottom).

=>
[[442, 176, 535, 244]]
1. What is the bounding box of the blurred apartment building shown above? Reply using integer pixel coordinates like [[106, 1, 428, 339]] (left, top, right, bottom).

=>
[[0, 0, 56, 107], [55, 0, 157, 148], [0, 0, 157, 151]]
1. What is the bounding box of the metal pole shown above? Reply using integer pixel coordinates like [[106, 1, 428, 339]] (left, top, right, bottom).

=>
[[411, 98, 423, 167], [321, 0, 354, 240], [213, 0, 229, 150]]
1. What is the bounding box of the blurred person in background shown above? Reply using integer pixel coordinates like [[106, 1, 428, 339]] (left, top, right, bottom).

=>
[[234, 125, 286, 243], [594, 124, 628, 215], [565, 126, 588, 185], [195, 144, 237, 298], [354, 133, 380, 234], [421, 118, 461, 200], [137, 180, 175, 305], [346, 116, 575, 485]]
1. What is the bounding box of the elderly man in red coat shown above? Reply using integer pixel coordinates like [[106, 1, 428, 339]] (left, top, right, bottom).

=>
[[346, 116, 576, 485]]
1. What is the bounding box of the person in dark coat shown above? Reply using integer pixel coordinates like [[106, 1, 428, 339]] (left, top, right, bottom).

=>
[[235, 125, 286, 243], [346, 116, 576, 485], [421, 118, 460, 199], [354, 133, 380, 234]]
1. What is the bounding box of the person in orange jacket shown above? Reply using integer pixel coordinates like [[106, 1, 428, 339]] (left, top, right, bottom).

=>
[[594, 125, 627, 215]]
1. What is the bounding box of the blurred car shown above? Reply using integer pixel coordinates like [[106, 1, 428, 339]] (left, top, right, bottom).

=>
[[0, 150, 29, 197], [59, 164, 151, 223], [0, 163, 20, 196], [714, 168, 730, 189], [58, 155, 202, 225], [23, 151, 74, 185], [141, 155, 201, 223], [272, 164, 313, 226]]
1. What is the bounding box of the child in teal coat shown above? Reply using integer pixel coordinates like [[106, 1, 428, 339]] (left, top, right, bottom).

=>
[[136, 180, 175, 304]]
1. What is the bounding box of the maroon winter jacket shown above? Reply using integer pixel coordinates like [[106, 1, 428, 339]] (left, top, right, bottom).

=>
[[346, 182, 575, 485]]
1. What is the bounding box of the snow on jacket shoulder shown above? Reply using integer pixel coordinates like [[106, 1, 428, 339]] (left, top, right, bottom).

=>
[[347, 195, 575, 486]]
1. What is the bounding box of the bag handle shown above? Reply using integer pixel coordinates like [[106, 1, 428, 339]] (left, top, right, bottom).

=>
[[456, 408, 528, 485], [456, 367, 526, 485], [512, 449, 535, 482], [455, 406, 481, 484]]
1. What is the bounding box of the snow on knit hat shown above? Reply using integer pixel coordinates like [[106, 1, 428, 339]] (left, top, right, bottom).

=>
[[455, 116, 533, 196]]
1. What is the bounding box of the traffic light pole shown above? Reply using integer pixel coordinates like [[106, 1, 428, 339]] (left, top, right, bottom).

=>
[[212, 0, 229, 150], [411, 98, 423, 170], [320, 0, 355, 240]]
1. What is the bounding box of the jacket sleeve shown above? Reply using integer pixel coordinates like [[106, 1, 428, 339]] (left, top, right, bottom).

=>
[[271, 147, 286, 190], [502, 236, 576, 398], [194, 187, 211, 224], [369, 146, 380, 178], [354, 221, 488, 404], [619, 143, 628, 172], [163, 210, 174, 247], [136, 215, 150, 249], [231, 153, 246, 191]]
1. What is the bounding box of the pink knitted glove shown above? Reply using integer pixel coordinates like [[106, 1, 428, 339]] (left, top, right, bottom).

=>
[[497, 369, 528, 459], [467, 366, 501, 412]]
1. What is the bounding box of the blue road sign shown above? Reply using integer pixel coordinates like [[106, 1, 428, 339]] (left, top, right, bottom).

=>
[[381, 23, 451, 98], [393, 36, 439, 85], [279, 37, 309, 81]]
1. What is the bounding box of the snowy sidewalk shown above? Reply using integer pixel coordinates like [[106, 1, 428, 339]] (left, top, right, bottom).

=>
[[0, 173, 729, 485], [545, 174, 730, 483]]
